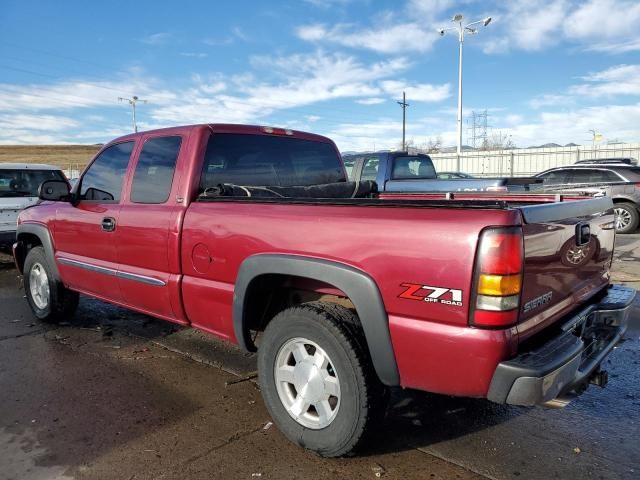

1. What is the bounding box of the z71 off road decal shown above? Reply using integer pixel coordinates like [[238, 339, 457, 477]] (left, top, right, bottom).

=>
[[399, 283, 463, 307]]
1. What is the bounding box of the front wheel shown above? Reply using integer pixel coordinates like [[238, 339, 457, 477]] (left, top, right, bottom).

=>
[[257, 302, 386, 457], [613, 202, 639, 234], [24, 246, 79, 323]]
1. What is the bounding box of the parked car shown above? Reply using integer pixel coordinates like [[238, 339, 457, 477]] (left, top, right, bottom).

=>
[[13, 124, 634, 457], [0, 163, 67, 251], [343, 152, 541, 192], [536, 163, 640, 233]]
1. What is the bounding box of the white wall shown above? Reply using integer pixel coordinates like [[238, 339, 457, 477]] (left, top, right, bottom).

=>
[[429, 143, 640, 177]]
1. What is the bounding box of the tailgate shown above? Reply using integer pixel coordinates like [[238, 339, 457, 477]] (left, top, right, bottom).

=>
[[517, 197, 616, 339]]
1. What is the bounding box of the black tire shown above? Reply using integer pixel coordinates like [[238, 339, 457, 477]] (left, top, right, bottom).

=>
[[23, 246, 79, 323], [258, 302, 387, 457], [613, 202, 639, 234]]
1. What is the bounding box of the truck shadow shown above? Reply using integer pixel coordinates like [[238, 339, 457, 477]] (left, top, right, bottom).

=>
[[363, 388, 523, 456]]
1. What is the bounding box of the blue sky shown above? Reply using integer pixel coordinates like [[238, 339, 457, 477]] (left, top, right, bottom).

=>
[[1, 0, 639, 151]]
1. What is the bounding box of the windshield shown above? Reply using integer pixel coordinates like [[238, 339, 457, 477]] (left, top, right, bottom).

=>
[[0, 169, 65, 197]]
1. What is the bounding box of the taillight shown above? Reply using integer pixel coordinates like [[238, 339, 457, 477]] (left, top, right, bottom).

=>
[[471, 226, 524, 328]]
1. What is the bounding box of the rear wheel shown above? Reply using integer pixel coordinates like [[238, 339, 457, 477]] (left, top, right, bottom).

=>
[[258, 302, 387, 457], [613, 202, 639, 234], [24, 246, 79, 323]]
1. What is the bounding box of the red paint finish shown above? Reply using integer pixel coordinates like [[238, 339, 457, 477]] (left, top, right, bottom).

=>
[[389, 314, 517, 396], [16, 123, 619, 400], [180, 202, 521, 335]]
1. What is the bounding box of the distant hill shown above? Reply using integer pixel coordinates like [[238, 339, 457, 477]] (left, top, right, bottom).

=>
[[0, 145, 100, 169]]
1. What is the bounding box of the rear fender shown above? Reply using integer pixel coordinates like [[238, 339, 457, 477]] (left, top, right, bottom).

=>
[[234, 254, 400, 386]]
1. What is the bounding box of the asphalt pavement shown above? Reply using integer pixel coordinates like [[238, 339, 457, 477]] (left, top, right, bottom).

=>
[[0, 234, 639, 480]]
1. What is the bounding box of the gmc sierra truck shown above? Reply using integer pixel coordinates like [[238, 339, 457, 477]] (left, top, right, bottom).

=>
[[343, 151, 541, 192], [13, 124, 635, 457]]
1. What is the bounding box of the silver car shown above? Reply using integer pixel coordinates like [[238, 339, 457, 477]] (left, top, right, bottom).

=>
[[536, 161, 640, 233], [0, 163, 67, 251]]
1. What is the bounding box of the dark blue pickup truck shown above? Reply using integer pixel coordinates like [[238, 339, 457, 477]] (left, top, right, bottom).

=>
[[343, 151, 540, 193]]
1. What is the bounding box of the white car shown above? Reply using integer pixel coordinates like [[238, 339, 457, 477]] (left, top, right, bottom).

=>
[[0, 163, 68, 251]]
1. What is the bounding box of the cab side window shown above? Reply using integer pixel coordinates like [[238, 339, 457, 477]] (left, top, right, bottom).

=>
[[80, 142, 134, 202], [131, 136, 181, 204], [361, 157, 379, 181]]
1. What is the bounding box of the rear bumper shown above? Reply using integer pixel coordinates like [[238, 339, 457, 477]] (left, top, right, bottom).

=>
[[487, 285, 635, 406]]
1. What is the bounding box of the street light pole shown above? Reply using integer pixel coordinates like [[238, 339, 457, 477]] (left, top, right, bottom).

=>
[[456, 23, 464, 166], [438, 14, 492, 171], [118, 95, 147, 133]]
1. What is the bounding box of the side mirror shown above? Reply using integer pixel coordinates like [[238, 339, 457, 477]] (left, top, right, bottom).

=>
[[39, 180, 71, 201]]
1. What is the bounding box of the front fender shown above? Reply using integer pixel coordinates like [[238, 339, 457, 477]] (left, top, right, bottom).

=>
[[15, 223, 60, 280]]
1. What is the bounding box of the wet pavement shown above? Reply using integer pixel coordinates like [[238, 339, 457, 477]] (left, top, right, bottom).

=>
[[0, 235, 639, 480]]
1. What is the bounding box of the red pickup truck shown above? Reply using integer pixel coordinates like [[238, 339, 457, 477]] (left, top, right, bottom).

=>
[[13, 124, 635, 457]]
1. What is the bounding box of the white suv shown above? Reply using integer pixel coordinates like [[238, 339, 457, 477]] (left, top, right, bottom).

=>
[[0, 163, 67, 251]]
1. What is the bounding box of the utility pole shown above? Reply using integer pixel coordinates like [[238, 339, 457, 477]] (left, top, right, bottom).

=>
[[397, 91, 409, 151], [118, 96, 147, 133]]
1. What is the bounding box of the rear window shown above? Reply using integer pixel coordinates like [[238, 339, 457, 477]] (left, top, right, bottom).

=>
[[200, 134, 345, 191], [392, 156, 436, 179], [0, 169, 65, 197]]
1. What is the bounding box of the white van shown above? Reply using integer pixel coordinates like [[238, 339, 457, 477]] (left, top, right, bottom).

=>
[[0, 163, 67, 251]]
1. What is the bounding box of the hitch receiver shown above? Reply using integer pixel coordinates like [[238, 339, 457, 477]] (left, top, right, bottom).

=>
[[589, 369, 608, 388]]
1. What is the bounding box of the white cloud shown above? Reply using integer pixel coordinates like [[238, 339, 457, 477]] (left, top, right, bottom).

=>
[[140, 32, 171, 45], [570, 64, 640, 97], [529, 94, 574, 109], [380, 80, 451, 102], [325, 117, 457, 152], [586, 39, 640, 53], [180, 52, 208, 58], [563, 0, 640, 41], [326, 102, 640, 152], [356, 98, 386, 105], [508, 103, 640, 146], [231, 27, 249, 42], [0, 114, 79, 131], [296, 22, 439, 54], [406, 0, 455, 15], [203, 26, 249, 46], [479, 0, 568, 53], [483, 0, 640, 54], [150, 52, 417, 124], [303, 0, 351, 7], [0, 78, 176, 112]]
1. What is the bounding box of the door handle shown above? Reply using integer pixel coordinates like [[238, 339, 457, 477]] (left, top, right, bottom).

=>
[[101, 217, 116, 232]]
